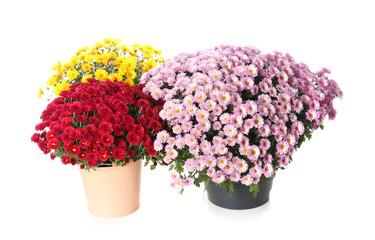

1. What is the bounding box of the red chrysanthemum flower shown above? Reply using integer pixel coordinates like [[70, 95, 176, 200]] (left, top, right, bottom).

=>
[[128, 149, 135, 158], [127, 132, 141, 146], [89, 117, 99, 125], [113, 147, 127, 160], [47, 138, 60, 150], [69, 145, 79, 155], [149, 119, 162, 132], [76, 114, 87, 122], [62, 156, 71, 165], [31, 133, 40, 143], [99, 121, 113, 133]]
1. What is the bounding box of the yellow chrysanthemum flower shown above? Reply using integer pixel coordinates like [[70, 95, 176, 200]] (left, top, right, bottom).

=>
[[95, 69, 109, 82], [51, 61, 61, 71], [38, 88, 43, 99], [126, 70, 137, 81], [82, 74, 93, 83], [47, 76, 58, 86], [124, 79, 134, 87], [144, 59, 157, 72], [82, 63, 92, 72], [67, 69, 80, 81]]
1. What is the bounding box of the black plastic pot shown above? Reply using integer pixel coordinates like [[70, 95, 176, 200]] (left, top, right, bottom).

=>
[[206, 178, 274, 210]]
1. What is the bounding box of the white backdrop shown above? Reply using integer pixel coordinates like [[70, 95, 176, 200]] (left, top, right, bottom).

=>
[[1, 0, 374, 239]]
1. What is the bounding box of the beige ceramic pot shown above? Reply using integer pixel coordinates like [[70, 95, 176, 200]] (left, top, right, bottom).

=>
[[79, 159, 142, 218]]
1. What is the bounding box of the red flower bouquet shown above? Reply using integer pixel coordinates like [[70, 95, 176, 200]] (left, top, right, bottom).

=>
[[31, 78, 166, 170]]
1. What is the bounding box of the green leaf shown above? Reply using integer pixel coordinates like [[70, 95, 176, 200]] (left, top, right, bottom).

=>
[[150, 164, 156, 170], [249, 184, 260, 198], [320, 124, 324, 130]]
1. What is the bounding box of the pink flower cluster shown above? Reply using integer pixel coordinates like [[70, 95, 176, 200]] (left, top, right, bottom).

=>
[[141, 45, 342, 191]]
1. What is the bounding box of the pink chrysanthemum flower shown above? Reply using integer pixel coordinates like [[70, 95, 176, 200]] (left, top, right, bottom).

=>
[[219, 113, 231, 124], [263, 164, 274, 178], [207, 167, 216, 177], [154, 140, 163, 151], [230, 172, 241, 182], [213, 121, 222, 131], [306, 109, 318, 121], [258, 94, 272, 105], [264, 153, 273, 164], [248, 145, 260, 161], [174, 178, 184, 190], [260, 138, 271, 150], [217, 156, 228, 169], [223, 163, 235, 175], [252, 114, 264, 128], [279, 155, 290, 167], [194, 90, 207, 102], [250, 166, 262, 177], [157, 130, 169, 143], [223, 124, 237, 138], [241, 175, 252, 186], [212, 171, 226, 184], [181, 121, 193, 132], [171, 171, 180, 180], [259, 124, 271, 137], [285, 134, 296, 146], [276, 141, 289, 154], [292, 121, 305, 135], [183, 95, 194, 105], [235, 159, 248, 173], [184, 134, 197, 147], [186, 105, 197, 116], [184, 158, 196, 172]]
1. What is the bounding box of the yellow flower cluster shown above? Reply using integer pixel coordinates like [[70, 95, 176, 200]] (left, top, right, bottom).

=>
[[40, 38, 163, 98]]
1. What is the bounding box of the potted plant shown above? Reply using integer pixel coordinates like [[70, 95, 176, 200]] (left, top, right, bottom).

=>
[[141, 45, 342, 209], [31, 79, 166, 217], [38, 38, 163, 100]]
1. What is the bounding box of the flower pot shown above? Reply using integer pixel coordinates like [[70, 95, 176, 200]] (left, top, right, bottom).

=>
[[206, 177, 274, 210], [78, 159, 142, 218]]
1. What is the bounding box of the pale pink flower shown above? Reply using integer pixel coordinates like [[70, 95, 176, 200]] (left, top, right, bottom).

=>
[[292, 121, 305, 135], [212, 121, 222, 131], [259, 124, 271, 137], [212, 171, 226, 184], [172, 125, 182, 135], [223, 124, 237, 138], [260, 138, 271, 150], [264, 153, 273, 164], [154, 140, 163, 151], [263, 163, 274, 178], [241, 175, 252, 186], [217, 157, 228, 169], [213, 106, 223, 116], [251, 176, 260, 184], [183, 95, 194, 105], [279, 155, 290, 167], [184, 158, 196, 172], [163, 156, 172, 164], [186, 105, 197, 116], [285, 134, 296, 146], [258, 94, 272, 105], [250, 166, 262, 177], [207, 167, 216, 177], [157, 130, 169, 143], [306, 109, 318, 121], [181, 121, 193, 132], [171, 171, 180, 180], [174, 178, 184, 190], [248, 145, 260, 161], [210, 89, 220, 101], [309, 100, 320, 110], [218, 91, 231, 106], [183, 178, 193, 187], [231, 115, 243, 128], [184, 134, 197, 146], [217, 144, 228, 155], [194, 90, 207, 102], [199, 121, 211, 132], [252, 114, 264, 128], [235, 159, 248, 173], [219, 113, 231, 124], [276, 141, 289, 154], [223, 163, 235, 175], [230, 172, 241, 182]]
